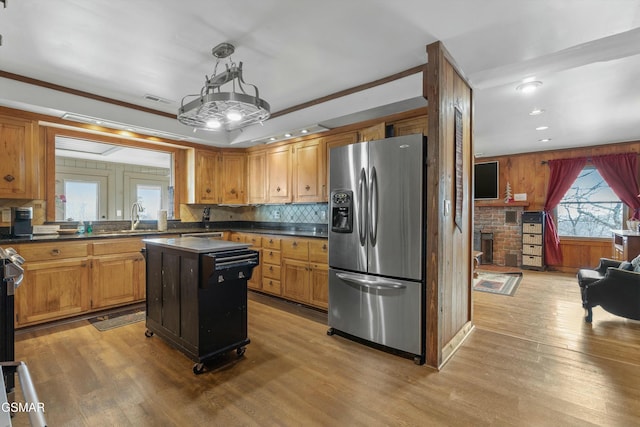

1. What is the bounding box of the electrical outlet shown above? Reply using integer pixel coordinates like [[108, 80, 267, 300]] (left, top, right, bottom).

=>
[[273, 209, 280, 219]]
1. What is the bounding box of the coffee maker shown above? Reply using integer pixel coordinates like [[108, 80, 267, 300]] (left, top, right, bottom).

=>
[[10, 207, 33, 237]]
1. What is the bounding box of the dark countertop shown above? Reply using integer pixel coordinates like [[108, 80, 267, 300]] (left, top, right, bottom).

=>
[[0, 222, 328, 245], [142, 237, 250, 254]]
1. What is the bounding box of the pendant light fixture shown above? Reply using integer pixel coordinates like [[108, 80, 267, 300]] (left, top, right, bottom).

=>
[[178, 43, 270, 132]]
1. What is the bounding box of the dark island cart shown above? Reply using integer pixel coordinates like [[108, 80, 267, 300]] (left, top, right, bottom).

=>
[[142, 237, 259, 374]]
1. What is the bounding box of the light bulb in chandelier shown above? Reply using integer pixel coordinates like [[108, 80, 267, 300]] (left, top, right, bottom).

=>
[[206, 119, 222, 129], [226, 111, 243, 122]]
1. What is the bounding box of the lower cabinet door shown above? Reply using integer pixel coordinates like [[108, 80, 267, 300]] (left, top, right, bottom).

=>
[[16, 258, 90, 327], [282, 259, 310, 303], [92, 252, 146, 309], [309, 263, 328, 309]]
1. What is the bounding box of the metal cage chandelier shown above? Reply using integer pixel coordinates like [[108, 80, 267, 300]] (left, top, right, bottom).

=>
[[178, 43, 270, 132]]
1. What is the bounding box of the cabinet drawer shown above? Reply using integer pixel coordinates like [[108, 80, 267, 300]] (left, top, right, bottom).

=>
[[244, 234, 262, 248], [523, 223, 542, 234], [263, 263, 281, 280], [91, 238, 144, 256], [282, 238, 309, 260], [262, 236, 281, 250], [523, 234, 542, 245], [522, 244, 542, 256], [263, 249, 281, 265], [262, 278, 282, 295], [228, 232, 244, 243], [309, 239, 328, 263], [522, 255, 543, 267], [18, 242, 89, 261]]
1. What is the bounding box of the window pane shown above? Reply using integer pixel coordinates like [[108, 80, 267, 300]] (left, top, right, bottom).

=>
[[64, 181, 98, 221], [557, 167, 623, 237], [136, 184, 162, 220]]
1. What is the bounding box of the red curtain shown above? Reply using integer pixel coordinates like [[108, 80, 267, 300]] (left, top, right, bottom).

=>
[[543, 158, 588, 265], [591, 153, 640, 220]]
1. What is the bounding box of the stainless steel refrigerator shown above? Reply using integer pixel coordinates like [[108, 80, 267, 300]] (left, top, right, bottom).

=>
[[327, 133, 426, 364]]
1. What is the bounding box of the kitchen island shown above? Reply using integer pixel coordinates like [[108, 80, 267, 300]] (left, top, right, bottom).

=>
[[143, 237, 259, 373]]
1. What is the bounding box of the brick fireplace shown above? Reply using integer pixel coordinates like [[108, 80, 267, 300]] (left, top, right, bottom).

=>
[[474, 204, 525, 267]]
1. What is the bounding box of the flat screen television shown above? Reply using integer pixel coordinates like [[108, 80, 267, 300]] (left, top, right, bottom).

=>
[[474, 161, 499, 200]]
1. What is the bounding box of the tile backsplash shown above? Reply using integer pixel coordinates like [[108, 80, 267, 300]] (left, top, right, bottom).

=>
[[181, 203, 328, 225]]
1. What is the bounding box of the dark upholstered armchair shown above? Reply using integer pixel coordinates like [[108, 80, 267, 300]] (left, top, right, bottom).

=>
[[577, 258, 640, 323]]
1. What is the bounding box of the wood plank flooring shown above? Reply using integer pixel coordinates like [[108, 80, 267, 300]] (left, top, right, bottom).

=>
[[10, 270, 640, 426]]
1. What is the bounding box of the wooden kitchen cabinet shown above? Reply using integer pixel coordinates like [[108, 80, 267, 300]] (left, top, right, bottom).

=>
[[292, 138, 324, 203], [91, 238, 146, 309], [323, 131, 358, 200], [247, 149, 267, 204], [14, 237, 147, 327], [220, 152, 246, 204], [391, 115, 427, 136], [281, 237, 328, 309], [261, 236, 282, 296], [358, 123, 386, 142], [15, 242, 90, 326], [0, 115, 40, 199], [266, 145, 292, 203], [194, 149, 220, 204]]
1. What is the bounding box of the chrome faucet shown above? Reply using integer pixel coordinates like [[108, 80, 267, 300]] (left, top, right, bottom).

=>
[[131, 202, 144, 230]]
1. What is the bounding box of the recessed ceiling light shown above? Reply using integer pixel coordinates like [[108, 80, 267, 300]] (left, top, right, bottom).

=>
[[516, 81, 542, 94], [529, 108, 545, 116], [301, 129, 308, 134], [269, 137, 276, 141], [536, 126, 549, 131], [538, 138, 552, 142], [284, 133, 292, 138]]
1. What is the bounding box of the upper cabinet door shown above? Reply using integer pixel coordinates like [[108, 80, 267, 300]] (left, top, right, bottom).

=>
[[293, 138, 323, 203], [358, 123, 386, 142], [322, 132, 358, 201], [194, 150, 219, 204], [266, 145, 292, 203], [0, 115, 38, 199], [247, 150, 267, 204], [220, 152, 246, 205]]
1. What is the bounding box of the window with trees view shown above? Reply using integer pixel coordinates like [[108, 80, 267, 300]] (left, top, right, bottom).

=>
[[557, 166, 623, 237]]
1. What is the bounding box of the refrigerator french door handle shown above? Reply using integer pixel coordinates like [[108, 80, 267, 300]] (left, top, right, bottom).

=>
[[358, 168, 367, 246], [369, 166, 378, 246], [336, 272, 406, 290]]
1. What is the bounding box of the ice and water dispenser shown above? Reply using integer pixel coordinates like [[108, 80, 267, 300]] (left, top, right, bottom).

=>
[[330, 190, 353, 233]]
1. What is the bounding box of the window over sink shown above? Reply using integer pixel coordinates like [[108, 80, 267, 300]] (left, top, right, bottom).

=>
[[45, 127, 181, 222]]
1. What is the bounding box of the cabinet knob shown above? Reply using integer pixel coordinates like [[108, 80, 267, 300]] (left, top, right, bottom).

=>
[[51, 249, 61, 256], [292, 241, 298, 247], [230, 188, 236, 195], [205, 188, 211, 194], [276, 186, 281, 192], [305, 185, 311, 191], [3, 174, 15, 182], [322, 244, 327, 250]]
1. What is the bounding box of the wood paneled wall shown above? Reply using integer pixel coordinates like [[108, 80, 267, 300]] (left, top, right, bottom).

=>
[[425, 41, 474, 369], [477, 140, 640, 272]]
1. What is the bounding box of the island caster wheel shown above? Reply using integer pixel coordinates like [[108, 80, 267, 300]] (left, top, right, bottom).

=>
[[236, 347, 246, 357], [326, 328, 335, 336], [144, 330, 153, 338], [193, 363, 205, 375]]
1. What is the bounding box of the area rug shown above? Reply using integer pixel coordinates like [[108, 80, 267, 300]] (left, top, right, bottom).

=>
[[89, 310, 145, 331], [473, 272, 522, 296]]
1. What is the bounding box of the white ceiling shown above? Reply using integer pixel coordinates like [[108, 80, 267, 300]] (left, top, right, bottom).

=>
[[0, 1, 639, 157]]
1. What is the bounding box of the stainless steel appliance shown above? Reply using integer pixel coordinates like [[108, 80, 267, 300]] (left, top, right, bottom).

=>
[[10, 207, 33, 237], [327, 134, 426, 364], [0, 247, 25, 404]]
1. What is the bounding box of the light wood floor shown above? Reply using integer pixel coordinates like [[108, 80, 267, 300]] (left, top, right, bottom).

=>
[[10, 270, 640, 426]]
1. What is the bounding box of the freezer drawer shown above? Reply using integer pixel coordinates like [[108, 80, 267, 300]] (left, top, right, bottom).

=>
[[328, 268, 422, 356]]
